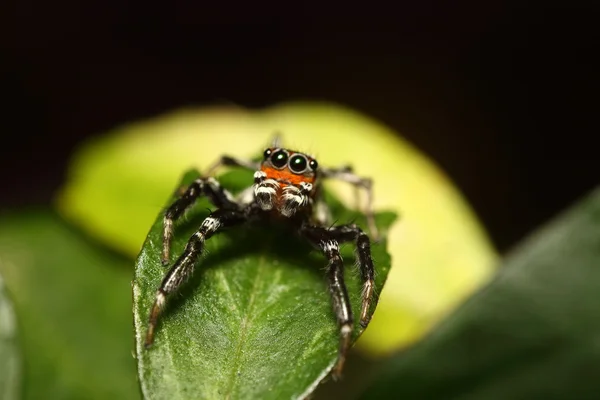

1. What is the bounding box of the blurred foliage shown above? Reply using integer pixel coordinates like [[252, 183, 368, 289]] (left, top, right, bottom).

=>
[[0, 212, 139, 400], [4, 102, 568, 399], [0, 270, 20, 400], [133, 170, 395, 399], [362, 188, 600, 400]]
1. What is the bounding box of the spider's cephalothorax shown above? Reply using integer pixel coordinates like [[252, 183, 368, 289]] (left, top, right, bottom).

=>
[[145, 138, 378, 380], [254, 147, 319, 217]]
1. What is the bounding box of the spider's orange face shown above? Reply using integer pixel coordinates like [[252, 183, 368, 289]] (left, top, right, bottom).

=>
[[254, 148, 319, 217], [260, 148, 319, 188]]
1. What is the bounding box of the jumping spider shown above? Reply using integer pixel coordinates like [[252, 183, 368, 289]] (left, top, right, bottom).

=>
[[144, 137, 379, 379]]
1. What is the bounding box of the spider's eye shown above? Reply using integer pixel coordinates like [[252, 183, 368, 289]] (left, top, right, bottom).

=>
[[309, 159, 318, 171], [289, 155, 308, 173], [263, 148, 272, 159], [271, 150, 288, 168]]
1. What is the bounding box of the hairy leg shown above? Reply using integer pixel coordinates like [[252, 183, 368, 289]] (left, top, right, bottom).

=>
[[319, 223, 376, 327], [300, 224, 353, 380], [321, 166, 378, 239], [162, 177, 238, 265], [146, 208, 249, 347]]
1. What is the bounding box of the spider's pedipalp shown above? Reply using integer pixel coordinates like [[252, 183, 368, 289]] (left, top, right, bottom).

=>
[[280, 183, 312, 217], [254, 178, 279, 211], [253, 170, 267, 184]]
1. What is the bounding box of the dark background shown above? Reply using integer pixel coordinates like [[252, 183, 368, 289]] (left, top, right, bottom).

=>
[[1, 2, 597, 252]]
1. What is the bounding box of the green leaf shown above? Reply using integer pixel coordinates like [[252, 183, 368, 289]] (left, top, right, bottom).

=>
[[133, 169, 397, 399], [56, 102, 497, 355], [0, 271, 21, 400], [361, 187, 600, 399], [0, 211, 139, 400]]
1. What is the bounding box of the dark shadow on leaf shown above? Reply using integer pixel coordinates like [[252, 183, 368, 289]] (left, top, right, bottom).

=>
[[164, 224, 331, 324], [160, 199, 396, 328]]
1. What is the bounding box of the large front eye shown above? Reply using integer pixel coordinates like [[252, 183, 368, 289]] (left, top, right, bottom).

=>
[[289, 154, 308, 173], [271, 150, 288, 168]]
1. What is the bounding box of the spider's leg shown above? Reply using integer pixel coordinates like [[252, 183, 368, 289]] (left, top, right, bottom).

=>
[[235, 185, 256, 207], [270, 131, 283, 147], [321, 166, 378, 239], [300, 224, 353, 380], [162, 177, 237, 265], [323, 223, 376, 328], [205, 155, 260, 176], [313, 185, 333, 226], [146, 207, 249, 348]]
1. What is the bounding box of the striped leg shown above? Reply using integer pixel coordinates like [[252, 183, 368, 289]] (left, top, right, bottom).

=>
[[321, 165, 378, 239], [322, 224, 376, 327], [300, 225, 353, 380], [162, 177, 238, 265], [146, 208, 248, 348]]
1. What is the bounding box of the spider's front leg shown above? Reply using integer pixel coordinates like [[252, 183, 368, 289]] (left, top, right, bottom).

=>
[[300, 225, 354, 380], [322, 223, 376, 327], [301, 222, 377, 379], [162, 176, 238, 265], [145, 207, 250, 348]]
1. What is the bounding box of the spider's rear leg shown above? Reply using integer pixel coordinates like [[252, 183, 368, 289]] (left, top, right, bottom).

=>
[[205, 155, 260, 176], [162, 177, 238, 265], [146, 208, 249, 348], [321, 166, 378, 240]]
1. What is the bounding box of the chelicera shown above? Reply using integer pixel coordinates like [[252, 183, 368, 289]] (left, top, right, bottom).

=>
[[144, 137, 379, 379]]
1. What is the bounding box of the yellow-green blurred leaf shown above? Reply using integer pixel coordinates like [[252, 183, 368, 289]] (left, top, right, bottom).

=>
[[362, 187, 600, 399], [56, 101, 497, 355]]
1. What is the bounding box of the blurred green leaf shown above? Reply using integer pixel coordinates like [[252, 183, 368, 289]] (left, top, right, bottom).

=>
[[133, 169, 396, 400], [0, 211, 139, 400], [0, 271, 20, 400], [361, 187, 600, 400]]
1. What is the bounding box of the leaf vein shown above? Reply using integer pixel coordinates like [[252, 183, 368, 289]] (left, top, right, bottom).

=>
[[223, 255, 266, 398], [217, 270, 240, 317]]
